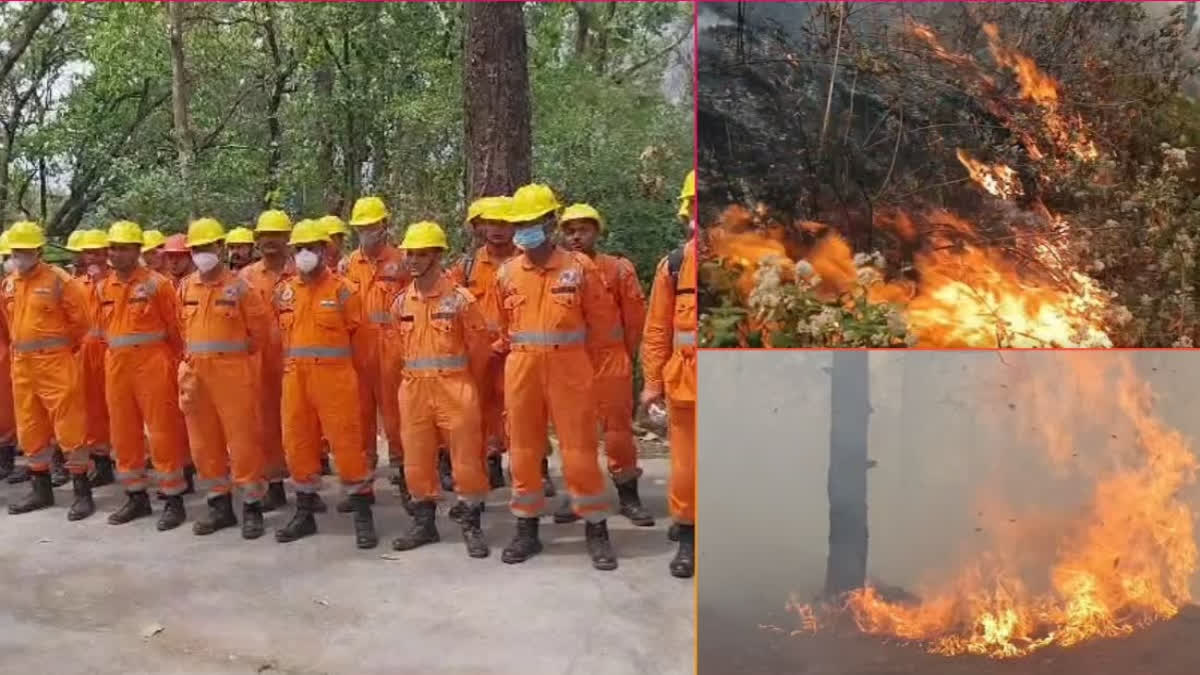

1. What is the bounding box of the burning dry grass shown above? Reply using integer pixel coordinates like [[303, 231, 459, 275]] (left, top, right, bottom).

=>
[[788, 356, 1197, 659]]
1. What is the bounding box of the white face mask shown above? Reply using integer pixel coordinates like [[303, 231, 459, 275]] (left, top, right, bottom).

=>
[[295, 249, 321, 273], [2, 259, 14, 275], [192, 252, 220, 274]]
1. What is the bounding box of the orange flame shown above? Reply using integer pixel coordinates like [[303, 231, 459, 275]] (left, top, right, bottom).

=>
[[956, 149, 1023, 200], [797, 356, 1197, 658]]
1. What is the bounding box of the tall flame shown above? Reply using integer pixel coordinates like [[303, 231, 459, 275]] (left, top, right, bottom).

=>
[[795, 356, 1197, 659]]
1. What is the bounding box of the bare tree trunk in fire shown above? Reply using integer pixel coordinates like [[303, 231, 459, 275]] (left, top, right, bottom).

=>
[[825, 350, 870, 597]]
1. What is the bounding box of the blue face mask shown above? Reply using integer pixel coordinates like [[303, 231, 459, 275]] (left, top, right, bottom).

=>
[[513, 225, 547, 250]]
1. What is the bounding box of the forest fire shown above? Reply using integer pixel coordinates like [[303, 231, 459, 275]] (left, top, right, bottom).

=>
[[786, 357, 1198, 659]]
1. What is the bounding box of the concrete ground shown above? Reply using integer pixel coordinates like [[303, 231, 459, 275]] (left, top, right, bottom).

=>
[[0, 455, 692, 675]]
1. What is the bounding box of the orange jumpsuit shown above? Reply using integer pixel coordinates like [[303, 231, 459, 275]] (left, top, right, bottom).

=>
[[240, 259, 294, 482], [392, 273, 492, 502], [79, 273, 110, 457], [96, 267, 190, 495], [275, 269, 370, 495], [494, 248, 617, 521], [449, 246, 514, 454], [178, 269, 270, 501], [641, 242, 697, 525], [344, 245, 409, 471], [0, 298, 16, 447], [1, 262, 89, 473], [592, 254, 646, 482]]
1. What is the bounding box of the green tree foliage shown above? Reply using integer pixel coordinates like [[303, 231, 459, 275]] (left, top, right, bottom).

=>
[[0, 1, 691, 283]]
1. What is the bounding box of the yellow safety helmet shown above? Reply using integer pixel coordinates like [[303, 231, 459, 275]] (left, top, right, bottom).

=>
[[7, 221, 45, 250], [466, 196, 510, 225], [349, 196, 389, 227], [504, 184, 561, 223], [78, 228, 109, 251], [65, 229, 86, 252], [319, 215, 349, 236], [225, 227, 255, 246], [142, 229, 166, 252], [0, 230, 10, 256], [399, 221, 449, 250], [255, 209, 292, 233], [107, 220, 144, 246], [678, 169, 696, 220], [186, 218, 226, 248], [559, 203, 606, 232], [289, 219, 330, 246]]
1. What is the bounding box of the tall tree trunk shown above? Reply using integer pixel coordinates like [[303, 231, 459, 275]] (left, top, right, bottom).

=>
[[825, 350, 870, 596], [574, 4, 591, 59], [165, 0, 196, 216], [261, 1, 291, 208], [315, 62, 337, 214], [463, 1, 532, 200]]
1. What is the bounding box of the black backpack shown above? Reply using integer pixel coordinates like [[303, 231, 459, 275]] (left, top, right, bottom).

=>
[[667, 245, 685, 290]]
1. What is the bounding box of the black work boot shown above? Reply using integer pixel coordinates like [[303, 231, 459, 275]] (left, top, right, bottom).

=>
[[669, 524, 695, 578], [394, 470, 415, 515], [541, 456, 556, 498], [49, 449, 69, 487], [0, 444, 16, 480], [487, 454, 505, 489], [262, 481, 287, 513], [461, 503, 489, 559], [275, 492, 318, 543], [108, 491, 152, 524], [438, 450, 454, 492], [87, 454, 115, 488], [350, 493, 378, 549], [242, 501, 264, 540], [447, 500, 468, 524], [193, 494, 236, 535], [553, 499, 580, 524], [667, 523, 680, 542], [616, 478, 655, 527], [336, 491, 374, 514], [157, 495, 186, 531], [501, 517, 543, 564], [585, 520, 618, 571], [182, 465, 196, 496], [67, 474, 95, 521], [392, 500, 439, 551], [6, 463, 29, 484], [311, 492, 328, 514], [9, 470, 54, 514]]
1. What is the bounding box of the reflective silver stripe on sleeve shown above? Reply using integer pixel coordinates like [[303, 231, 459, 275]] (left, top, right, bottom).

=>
[[286, 346, 351, 358], [674, 331, 696, 347], [107, 331, 166, 348], [510, 329, 586, 346]]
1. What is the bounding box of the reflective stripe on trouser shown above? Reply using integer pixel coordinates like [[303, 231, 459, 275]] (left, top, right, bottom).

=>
[[12, 351, 87, 473], [357, 330, 403, 470], [282, 359, 370, 494], [78, 340, 110, 452], [258, 348, 287, 481], [105, 344, 190, 495], [0, 342, 14, 445], [399, 373, 488, 503], [593, 346, 638, 482], [180, 355, 266, 502], [674, 330, 697, 348], [667, 400, 695, 525], [505, 350, 610, 522]]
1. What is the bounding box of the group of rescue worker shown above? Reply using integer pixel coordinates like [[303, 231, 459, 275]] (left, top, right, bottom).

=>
[[0, 172, 697, 578]]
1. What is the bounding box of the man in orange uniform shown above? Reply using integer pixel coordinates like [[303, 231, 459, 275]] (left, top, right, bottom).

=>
[[273, 220, 376, 548], [320, 215, 349, 272], [177, 218, 271, 539], [558, 203, 654, 526], [450, 196, 529, 492], [343, 196, 409, 513], [99, 220, 192, 531], [240, 209, 320, 512], [0, 232, 19, 480], [388, 222, 493, 558], [76, 229, 115, 490], [2, 221, 93, 519], [162, 234, 195, 287], [494, 184, 620, 571], [225, 227, 257, 271], [142, 230, 167, 274], [641, 170, 698, 578]]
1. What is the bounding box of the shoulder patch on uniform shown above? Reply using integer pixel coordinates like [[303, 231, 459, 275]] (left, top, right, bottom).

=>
[[278, 284, 295, 303], [557, 268, 581, 287]]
